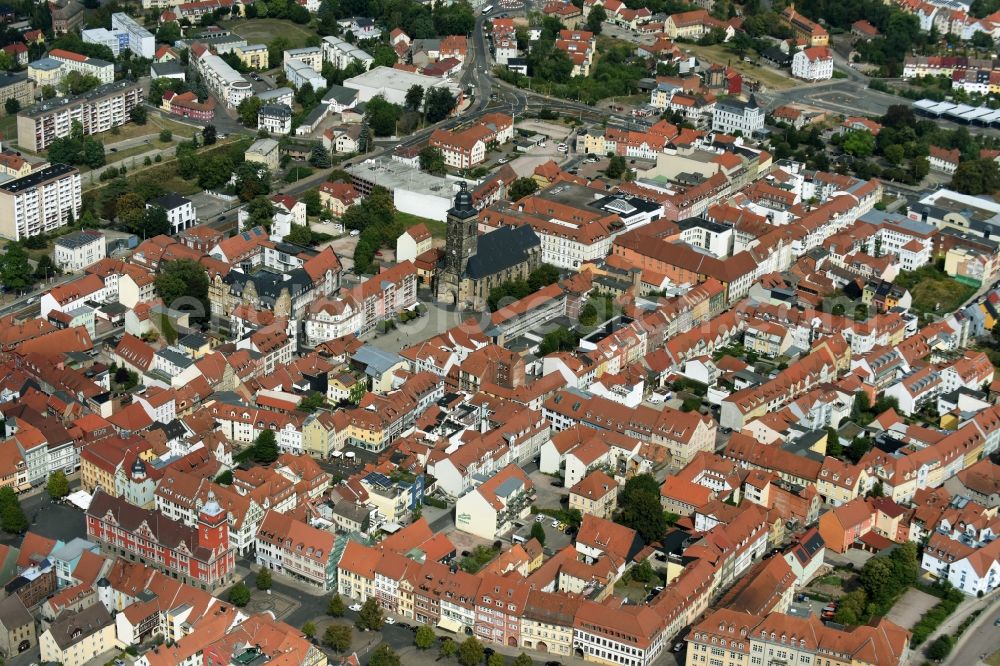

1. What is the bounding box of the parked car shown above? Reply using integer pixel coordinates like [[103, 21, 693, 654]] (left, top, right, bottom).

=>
[[535, 515, 544, 523], [385, 617, 396, 625], [551, 520, 559, 528], [349, 603, 362, 612]]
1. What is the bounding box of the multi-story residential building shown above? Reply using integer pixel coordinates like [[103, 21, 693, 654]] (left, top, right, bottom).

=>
[[569, 470, 619, 519], [258, 104, 293, 135], [86, 489, 235, 592], [234, 43, 268, 70], [16, 81, 144, 152], [322, 35, 374, 70], [429, 125, 491, 169], [53, 230, 104, 272], [792, 46, 833, 81], [711, 95, 764, 135], [146, 193, 196, 234], [455, 464, 533, 539], [686, 609, 909, 666], [286, 57, 326, 91], [0, 164, 82, 241], [192, 45, 252, 108], [39, 604, 116, 666], [245, 137, 280, 172], [254, 511, 338, 591], [48, 49, 114, 84]]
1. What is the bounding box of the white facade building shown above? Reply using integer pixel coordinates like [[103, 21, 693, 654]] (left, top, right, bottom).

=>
[[54, 230, 105, 272], [792, 46, 834, 81], [0, 164, 82, 242], [711, 95, 765, 135], [146, 193, 196, 233]]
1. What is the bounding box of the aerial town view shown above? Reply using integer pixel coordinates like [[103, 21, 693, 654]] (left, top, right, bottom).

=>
[[2, 0, 1000, 663]]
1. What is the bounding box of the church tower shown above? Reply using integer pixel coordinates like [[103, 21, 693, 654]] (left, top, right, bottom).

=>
[[445, 181, 478, 275], [437, 182, 478, 304]]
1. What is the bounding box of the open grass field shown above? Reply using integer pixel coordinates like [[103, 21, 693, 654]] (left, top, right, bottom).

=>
[[679, 43, 798, 91], [228, 18, 315, 49], [895, 264, 976, 318], [396, 211, 446, 238], [100, 114, 200, 144]]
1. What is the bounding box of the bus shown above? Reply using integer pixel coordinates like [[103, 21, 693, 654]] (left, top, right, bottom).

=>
[[483, 4, 494, 13]]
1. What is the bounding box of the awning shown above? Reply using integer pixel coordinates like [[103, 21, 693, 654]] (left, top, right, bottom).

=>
[[437, 616, 463, 633], [66, 490, 92, 510]]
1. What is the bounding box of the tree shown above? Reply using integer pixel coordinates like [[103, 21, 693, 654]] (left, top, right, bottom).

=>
[[926, 635, 953, 660], [255, 567, 272, 590], [245, 196, 276, 228], [252, 429, 279, 464], [303, 189, 322, 216], [458, 637, 484, 666], [424, 87, 457, 123], [586, 4, 606, 33], [327, 593, 346, 616], [309, 143, 332, 168], [487, 654, 504, 666], [355, 597, 383, 631], [606, 155, 629, 179], [619, 492, 666, 543], [530, 520, 546, 545], [130, 106, 148, 125], [369, 644, 401, 666], [323, 624, 352, 652], [405, 84, 425, 112], [155, 259, 209, 319], [235, 164, 272, 202], [238, 96, 263, 128], [414, 625, 436, 649], [46, 471, 70, 499], [302, 621, 316, 639], [34, 255, 57, 282], [4, 98, 19, 115], [202, 124, 217, 146], [440, 638, 457, 659], [860, 556, 895, 606], [0, 243, 34, 293], [411, 147, 445, 177], [580, 301, 598, 327], [508, 177, 538, 201], [842, 130, 875, 158], [228, 582, 251, 607], [156, 21, 182, 43], [833, 589, 867, 625], [141, 206, 171, 238], [365, 95, 402, 136], [196, 154, 233, 190], [513, 654, 533, 666]]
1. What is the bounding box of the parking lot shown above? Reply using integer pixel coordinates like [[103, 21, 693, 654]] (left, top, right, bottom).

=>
[[513, 513, 574, 554]]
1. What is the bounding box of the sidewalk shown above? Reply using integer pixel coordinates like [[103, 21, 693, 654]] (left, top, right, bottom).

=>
[[927, 588, 1000, 647]]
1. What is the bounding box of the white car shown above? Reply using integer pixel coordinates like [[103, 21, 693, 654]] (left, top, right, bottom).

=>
[[557, 143, 568, 152], [551, 520, 559, 528], [350, 229, 360, 237], [385, 617, 396, 625], [349, 603, 362, 612], [535, 515, 544, 523]]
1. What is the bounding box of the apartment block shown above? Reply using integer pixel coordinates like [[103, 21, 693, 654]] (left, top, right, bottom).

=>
[[17, 81, 144, 152], [0, 164, 81, 241]]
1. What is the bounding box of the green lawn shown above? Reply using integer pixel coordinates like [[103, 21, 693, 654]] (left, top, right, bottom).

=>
[[228, 18, 315, 49], [396, 211, 446, 239]]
